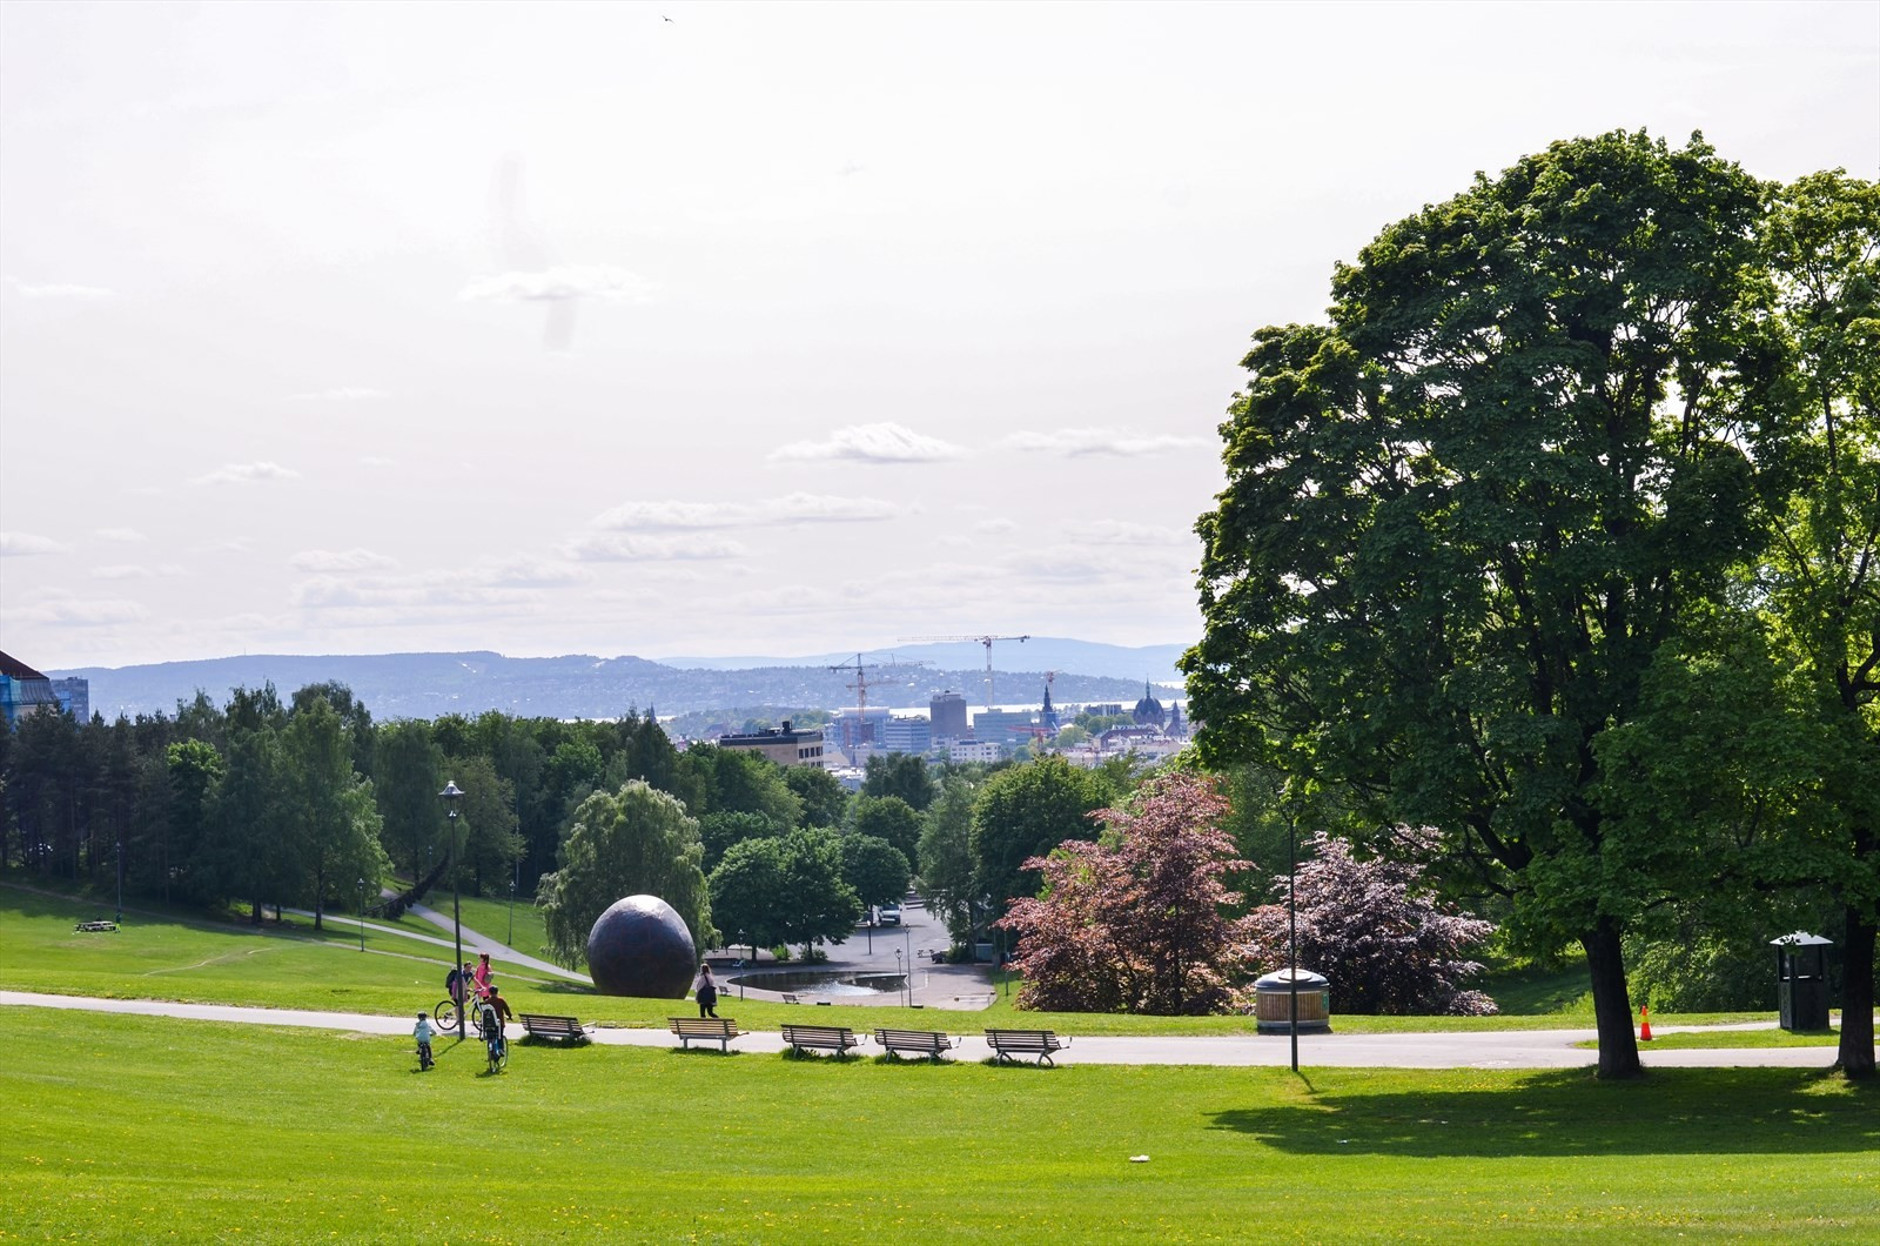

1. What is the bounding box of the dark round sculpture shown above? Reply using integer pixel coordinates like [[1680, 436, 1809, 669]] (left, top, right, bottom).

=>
[[586, 895, 697, 999]]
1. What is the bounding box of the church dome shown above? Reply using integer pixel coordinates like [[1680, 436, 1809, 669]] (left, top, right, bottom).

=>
[[1132, 682, 1165, 726]]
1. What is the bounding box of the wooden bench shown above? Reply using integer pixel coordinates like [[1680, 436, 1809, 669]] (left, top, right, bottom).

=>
[[668, 1017, 740, 1053], [986, 1028, 1068, 1066], [875, 1028, 955, 1061], [781, 993, 802, 1005], [74, 920, 118, 933], [517, 1013, 588, 1045], [781, 1023, 861, 1057]]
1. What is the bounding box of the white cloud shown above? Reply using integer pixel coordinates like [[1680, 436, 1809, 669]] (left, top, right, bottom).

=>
[[591, 493, 904, 531], [290, 548, 399, 573], [92, 563, 185, 579], [2, 276, 120, 300], [999, 428, 1209, 457], [288, 387, 391, 402], [458, 265, 655, 303], [1, 531, 70, 556], [359, 456, 395, 468], [974, 518, 1019, 536], [1083, 520, 1193, 546], [562, 533, 749, 562], [191, 461, 300, 486], [474, 556, 592, 588], [95, 527, 148, 543], [769, 422, 967, 464], [3, 592, 149, 626]]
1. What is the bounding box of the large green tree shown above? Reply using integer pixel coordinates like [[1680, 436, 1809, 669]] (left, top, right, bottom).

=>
[[282, 695, 388, 930], [1184, 131, 1782, 1078], [1760, 170, 1880, 1077], [917, 773, 980, 944], [970, 755, 1104, 917], [849, 793, 922, 864], [536, 781, 715, 967]]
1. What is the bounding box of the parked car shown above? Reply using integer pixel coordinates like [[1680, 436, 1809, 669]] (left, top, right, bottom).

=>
[[878, 904, 902, 925]]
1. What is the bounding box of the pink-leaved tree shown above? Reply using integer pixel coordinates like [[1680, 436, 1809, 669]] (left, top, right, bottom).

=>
[[998, 770, 1254, 1015]]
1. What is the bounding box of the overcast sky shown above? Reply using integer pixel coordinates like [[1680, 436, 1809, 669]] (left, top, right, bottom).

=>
[[3, 1, 1876, 671]]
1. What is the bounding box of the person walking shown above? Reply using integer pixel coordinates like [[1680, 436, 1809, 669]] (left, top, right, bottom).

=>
[[693, 964, 719, 1019]]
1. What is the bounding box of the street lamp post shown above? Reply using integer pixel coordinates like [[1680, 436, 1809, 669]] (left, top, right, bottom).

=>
[[114, 834, 124, 925], [1287, 812, 1299, 1074], [737, 932, 746, 1000], [895, 948, 904, 1008], [507, 877, 515, 948], [439, 781, 466, 1038], [905, 927, 913, 1007], [357, 877, 367, 952]]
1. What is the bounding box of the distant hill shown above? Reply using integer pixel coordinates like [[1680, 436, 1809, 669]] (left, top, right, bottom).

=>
[[660, 637, 1190, 684], [51, 641, 1190, 722]]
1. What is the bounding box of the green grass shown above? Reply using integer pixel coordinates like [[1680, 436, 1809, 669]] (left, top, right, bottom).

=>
[[2, 1007, 1875, 1242], [3, 883, 1802, 1040]]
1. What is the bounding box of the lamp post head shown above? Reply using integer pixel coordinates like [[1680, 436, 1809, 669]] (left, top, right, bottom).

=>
[[439, 780, 465, 813]]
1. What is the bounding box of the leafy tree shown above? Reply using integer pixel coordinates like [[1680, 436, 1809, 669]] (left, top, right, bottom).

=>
[[536, 781, 716, 967], [709, 829, 862, 958], [1244, 830, 1496, 1015], [861, 752, 935, 811], [840, 834, 911, 910], [199, 702, 291, 924], [1184, 132, 1779, 1077], [676, 744, 803, 828], [282, 695, 387, 930], [917, 773, 980, 944], [771, 828, 863, 956], [374, 720, 443, 878], [784, 762, 849, 829], [849, 793, 921, 864], [1758, 169, 1880, 1078], [970, 755, 1104, 913], [452, 753, 522, 897], [998, 770, 1252, 1015], [708, 836, 788, 951], [698, 809, 787, 872]]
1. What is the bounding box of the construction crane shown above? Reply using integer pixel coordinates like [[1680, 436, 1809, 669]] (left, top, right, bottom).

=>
[[899, 634, 1030, 709], [828, 653, 929, 742]]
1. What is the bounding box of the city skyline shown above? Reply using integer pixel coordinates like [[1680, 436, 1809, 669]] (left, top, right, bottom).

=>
[[4, 1, 1876, 670]]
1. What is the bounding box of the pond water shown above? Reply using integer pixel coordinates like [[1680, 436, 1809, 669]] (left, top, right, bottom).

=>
[[727, 970, 906, 997]]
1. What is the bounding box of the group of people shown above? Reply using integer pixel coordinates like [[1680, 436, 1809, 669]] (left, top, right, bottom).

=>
[[415, 951, 512, 1071], [412, 953, 725, 1071]]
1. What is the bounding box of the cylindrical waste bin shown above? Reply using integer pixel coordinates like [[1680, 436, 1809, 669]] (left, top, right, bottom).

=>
[[1771, 932, 1832, 1031], [1254, 969, 1331, 1034]]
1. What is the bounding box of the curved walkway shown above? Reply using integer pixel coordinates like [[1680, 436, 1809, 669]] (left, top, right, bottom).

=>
[[0, 990, 1846, 1069]]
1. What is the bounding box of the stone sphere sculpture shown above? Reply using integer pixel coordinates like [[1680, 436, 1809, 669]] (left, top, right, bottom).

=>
[[586, 895, 697, 998]]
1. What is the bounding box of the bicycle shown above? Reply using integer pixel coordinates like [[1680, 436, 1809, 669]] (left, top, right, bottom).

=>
[[434, 984, 489, 1032]]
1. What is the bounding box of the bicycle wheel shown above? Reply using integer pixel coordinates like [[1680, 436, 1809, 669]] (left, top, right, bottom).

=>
[[435, 999, 459, 1030]]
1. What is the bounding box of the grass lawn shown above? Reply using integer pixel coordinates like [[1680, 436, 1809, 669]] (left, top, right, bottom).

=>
[[3, 882, 1804, 1040], [4, 1008, 1875, 1243]]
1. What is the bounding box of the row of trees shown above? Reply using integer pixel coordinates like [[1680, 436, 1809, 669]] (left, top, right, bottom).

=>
[[1183, 132, 1877, 1078]]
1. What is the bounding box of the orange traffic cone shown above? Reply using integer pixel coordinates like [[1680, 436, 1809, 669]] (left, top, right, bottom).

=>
[[1639, 1005, 1653, 1042]]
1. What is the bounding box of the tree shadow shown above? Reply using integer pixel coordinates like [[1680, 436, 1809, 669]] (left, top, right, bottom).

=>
[[668, 1046, 741, 1058], [1207, 1068, 1878, 1157]]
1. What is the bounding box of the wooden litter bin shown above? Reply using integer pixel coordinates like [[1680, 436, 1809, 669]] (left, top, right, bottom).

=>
[[1254, 969, 1330, 1034]]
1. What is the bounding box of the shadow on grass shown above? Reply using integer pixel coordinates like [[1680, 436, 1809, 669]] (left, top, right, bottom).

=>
[[667, 1046, 740, 1058], [532, 981, 599, 997], [1208, 1068, 1879, 1157]]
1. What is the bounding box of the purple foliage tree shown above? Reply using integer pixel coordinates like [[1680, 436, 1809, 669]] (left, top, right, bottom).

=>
[[1245, 829, 1497, 1015]]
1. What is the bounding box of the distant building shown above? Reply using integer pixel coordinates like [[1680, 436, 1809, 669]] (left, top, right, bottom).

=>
[[880, 715, 932, 755], [930, 690, 969, 741], [832, 707, 891, 754], [0, 651, 63, 730], [947, 739, 1004, 764], [717, 719, 826, 767], [50, 677, 89, 723], [1085, 703, 1124, 717], [972, 708, 1035, 747], [1039, 683, 1060, 733], [1132, 682, 1167, 728]]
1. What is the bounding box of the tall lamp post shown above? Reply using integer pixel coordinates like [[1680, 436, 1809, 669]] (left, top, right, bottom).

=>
[[439, 781, 466, 1038], [507, 877, 516, 948], [1287, 811, 1299, 1074], [357, 877, 367, 952]]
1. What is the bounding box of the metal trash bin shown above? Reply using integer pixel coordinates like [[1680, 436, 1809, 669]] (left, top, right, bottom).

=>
[[1771, 932, 1832, 1031], [1254, 969, 1331, 1034]]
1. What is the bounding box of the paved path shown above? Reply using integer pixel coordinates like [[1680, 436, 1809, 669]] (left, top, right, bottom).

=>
[[0, 990, 1847, 1069]]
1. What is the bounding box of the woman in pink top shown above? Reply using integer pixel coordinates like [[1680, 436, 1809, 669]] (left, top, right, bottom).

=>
[[472, 952, 493, 999]]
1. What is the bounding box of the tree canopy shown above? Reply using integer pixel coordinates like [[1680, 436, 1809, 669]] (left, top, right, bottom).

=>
[[1184, 131, 1792, 1078]]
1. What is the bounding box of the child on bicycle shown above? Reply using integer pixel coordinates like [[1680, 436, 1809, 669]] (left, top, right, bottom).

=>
[[479, 986, 514, 1066], [413, 1012, 435, 1071]]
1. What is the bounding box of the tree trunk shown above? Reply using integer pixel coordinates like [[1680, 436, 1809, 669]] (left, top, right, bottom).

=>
[[1584, 916, 1644, 1079], [1836, 906, 1875, 1080]]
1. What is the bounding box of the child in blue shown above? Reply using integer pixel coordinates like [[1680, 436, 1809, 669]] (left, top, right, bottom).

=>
[[414, 1012, 435, 1070]]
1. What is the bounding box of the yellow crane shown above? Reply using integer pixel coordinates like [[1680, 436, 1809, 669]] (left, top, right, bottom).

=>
[[898, 634, 1030, 709], [828, 653, 928, 746]]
